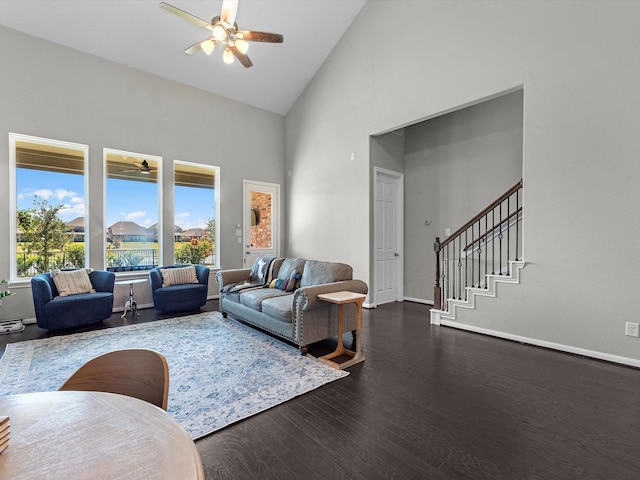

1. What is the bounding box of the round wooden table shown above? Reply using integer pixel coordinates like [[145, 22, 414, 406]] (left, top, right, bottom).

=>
[[0, 391, 204, 479]]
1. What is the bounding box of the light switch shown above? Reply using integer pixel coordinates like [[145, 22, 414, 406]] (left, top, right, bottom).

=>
[[445, 228, 451, 236]]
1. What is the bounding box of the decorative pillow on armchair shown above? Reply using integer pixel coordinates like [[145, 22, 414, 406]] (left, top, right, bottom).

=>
[[51, 269, 95, 297], [160, 265, 199, 287]]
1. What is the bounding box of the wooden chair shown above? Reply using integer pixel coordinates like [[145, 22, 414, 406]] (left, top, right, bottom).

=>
[[59, 349, 169, 410]]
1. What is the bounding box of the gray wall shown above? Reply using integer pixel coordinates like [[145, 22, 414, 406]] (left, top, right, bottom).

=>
[[0, 25, 285, 321], [285, 1, 640, 364], [404, 90, 523, 302]]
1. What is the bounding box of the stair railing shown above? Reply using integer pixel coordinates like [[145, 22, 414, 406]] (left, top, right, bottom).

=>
[[434, 179, 523, 310]]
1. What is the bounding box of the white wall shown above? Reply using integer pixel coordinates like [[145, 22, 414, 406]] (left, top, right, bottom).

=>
[[285, 1, 640, 362], [0, 26, 285, 322]]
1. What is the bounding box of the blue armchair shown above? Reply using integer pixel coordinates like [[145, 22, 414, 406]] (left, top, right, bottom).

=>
[[149, 264, 209, 313], [31, 270, 116, 330]]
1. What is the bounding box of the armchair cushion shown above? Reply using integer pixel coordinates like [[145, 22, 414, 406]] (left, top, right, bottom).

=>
[[159, 265, 198, 287], [51, 268, 95, 297]]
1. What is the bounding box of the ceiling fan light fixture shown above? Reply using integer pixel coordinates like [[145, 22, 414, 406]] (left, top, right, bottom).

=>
[[201, 38, 216, 55], [212, 23, 227, 42], [235, 39, 249, 54], [223, 47, 234, 64], [140, 169, 151, 175]]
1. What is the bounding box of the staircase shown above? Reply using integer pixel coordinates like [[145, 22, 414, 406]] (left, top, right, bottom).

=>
[[431, 180, 524, 324]]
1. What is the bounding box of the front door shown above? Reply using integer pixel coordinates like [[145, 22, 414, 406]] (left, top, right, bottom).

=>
[[374, 168, 403, 305], [243, 180, 280, 268]]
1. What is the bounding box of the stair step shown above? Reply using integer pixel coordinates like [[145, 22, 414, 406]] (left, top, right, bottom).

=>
[[431, 260, 525, 324]]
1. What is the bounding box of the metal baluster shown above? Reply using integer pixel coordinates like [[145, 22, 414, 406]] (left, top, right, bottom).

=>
[[499, 202, 503, 275], [471, 222, 474, 288], [484, 215, 488, 287], [507, 195, 510, 267], [516, 188, 520, 261], [492, 208, 495, 275], [458, 236, 462, 300]]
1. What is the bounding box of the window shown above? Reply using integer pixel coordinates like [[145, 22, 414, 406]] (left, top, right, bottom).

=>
[[10, 133, 88, 280], [104, 149, 162, 272], [173, 161, 219, 267]]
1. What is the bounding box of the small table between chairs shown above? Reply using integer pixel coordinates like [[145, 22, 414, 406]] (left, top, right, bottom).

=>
[[116, 278, 148, 318], [0, 391, 204, 479]]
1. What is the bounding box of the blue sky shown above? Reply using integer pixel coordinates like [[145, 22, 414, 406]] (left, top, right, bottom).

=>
[[17, 169, 214, 231]]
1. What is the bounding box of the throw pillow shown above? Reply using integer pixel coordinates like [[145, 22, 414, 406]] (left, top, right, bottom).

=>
[[285, 270, 301, 292], [267, 270, 300, 291], [160, 265, 199, 287], [51, 269, 95, 297]]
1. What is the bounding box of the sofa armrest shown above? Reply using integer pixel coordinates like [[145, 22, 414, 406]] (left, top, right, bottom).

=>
[[294, 279, 368, 312], [216, 268, 252, 290]]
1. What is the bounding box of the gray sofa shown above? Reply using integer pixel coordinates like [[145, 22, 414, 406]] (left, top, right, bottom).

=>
[[216, 257, 368, 353]]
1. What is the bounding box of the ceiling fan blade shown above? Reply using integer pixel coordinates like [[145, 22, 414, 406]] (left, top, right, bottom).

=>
[[238, 30, 284, 43], [160, 2, 211, 30], [230, 46, 253, 68], [184, 38, 212, 55], [133, 162, 145, 169], [220, 0, 238, 26]]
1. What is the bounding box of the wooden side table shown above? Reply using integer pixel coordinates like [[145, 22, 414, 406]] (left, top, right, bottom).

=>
[[317, 291, 366, 369]]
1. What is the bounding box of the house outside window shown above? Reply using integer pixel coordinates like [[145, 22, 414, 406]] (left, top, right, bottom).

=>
[[10, 133, 88, 280]]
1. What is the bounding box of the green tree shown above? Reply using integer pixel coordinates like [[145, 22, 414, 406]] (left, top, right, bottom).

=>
[[64, 243, 85, 269], [17, 198, 71, 274], [202, 218, 215, 243], [176, 240, 211, 264]]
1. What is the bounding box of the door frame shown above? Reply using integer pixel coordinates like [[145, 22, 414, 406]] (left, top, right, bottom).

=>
[[242, 180, 280, 267], [373, 167, 404, 306]]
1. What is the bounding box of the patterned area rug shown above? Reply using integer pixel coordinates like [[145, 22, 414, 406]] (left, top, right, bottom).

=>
[[0, 312, 348, 439]]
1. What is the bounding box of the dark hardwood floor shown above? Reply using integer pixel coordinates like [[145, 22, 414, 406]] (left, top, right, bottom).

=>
[[2, 300, 640, 479]]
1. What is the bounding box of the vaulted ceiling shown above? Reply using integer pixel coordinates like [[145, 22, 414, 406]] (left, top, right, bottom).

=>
[[0, 0, 366, 115]]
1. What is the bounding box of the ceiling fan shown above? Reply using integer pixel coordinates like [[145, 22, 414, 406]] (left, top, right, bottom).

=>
[[160, 0, 284, 68], [121, 160, 157, 175]]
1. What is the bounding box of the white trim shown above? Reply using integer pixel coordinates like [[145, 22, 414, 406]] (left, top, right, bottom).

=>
[[243, 180, 281, 266], [103, 147, 163, 270], [404, 296, 433, 305], [9, 132, 89, 282], [438, 320, 640, 369], [173, 160, 220, 269]]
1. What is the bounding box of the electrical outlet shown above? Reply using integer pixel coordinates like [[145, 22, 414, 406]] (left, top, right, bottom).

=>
[[625, 322, 639, 338]]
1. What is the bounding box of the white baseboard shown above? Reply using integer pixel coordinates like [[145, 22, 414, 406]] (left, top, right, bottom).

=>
[[439, 319, 640, 369], [403, 296, 434, 305]]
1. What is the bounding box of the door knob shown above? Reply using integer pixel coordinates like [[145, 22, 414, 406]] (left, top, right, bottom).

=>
[[394, 253, 400, 257]]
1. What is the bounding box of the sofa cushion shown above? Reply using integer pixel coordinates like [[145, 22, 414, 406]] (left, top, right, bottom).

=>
[[261, 294, 295, 323], [300, 260, 352, 287], [51, 269, 95, 297], [240, 288, 291, 311], [160, 265, 198, 287]]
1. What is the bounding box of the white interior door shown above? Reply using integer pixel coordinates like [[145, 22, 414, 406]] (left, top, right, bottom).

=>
[[243, 180, 280, 268], [374, 168, 403, 305]]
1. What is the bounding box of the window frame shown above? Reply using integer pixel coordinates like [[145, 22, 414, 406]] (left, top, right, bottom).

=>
[[173, 160, 220, 269], [9, 132, 89, 282], [103, 147, 163, 274]]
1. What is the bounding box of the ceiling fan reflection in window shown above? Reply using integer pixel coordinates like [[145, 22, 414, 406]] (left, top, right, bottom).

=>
[[120, 159, 157, 175], [160, 0, 284, 68]]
